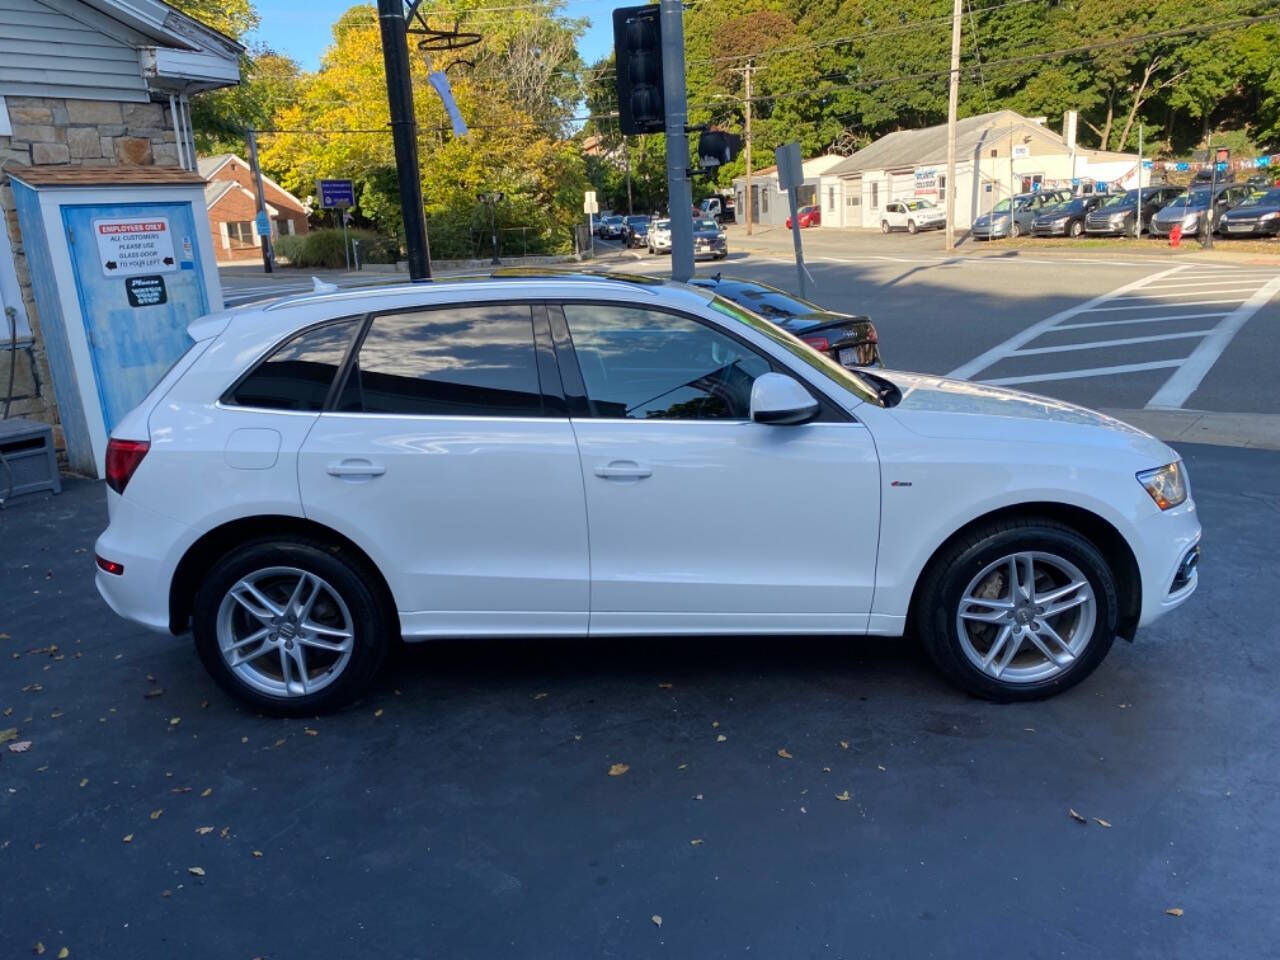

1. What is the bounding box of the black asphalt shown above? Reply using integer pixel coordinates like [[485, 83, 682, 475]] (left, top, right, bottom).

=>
[[2, 443, 1278, 958]]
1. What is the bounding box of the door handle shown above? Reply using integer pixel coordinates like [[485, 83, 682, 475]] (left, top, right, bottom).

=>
[[326, 459, 386, 479], [594, 460, 652, 481]]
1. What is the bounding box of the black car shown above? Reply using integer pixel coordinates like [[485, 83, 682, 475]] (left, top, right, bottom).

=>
[[1218, 187, 1280, 238], [1031, 195, 1105, 237], [687, 276, 882, 368], [622, 215, 650, 247], [1084, 186, 1184, 237], [692, 217, 728, 260]]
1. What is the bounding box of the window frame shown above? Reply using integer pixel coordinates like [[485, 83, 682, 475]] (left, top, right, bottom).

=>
[[219, 315, 366, 413], [549, 299, 854, 424]]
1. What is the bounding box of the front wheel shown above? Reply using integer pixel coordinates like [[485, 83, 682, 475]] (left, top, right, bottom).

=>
[[1009, 221, 1021, 239], [192, 539, 393, 715], [907, 220, 917, 235], [1069, 220, 1085, 238], [881, 220, 891, 234], [913, 519, 1118, 701]]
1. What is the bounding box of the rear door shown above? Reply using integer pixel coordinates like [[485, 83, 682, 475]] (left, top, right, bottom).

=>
[[297, 301, 589, 638]]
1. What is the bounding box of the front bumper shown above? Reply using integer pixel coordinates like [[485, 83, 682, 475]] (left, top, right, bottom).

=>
[[1150, 217, 1200, 238], [1221, 220, 1280, 237], [1032, 222, 1070, 236], [1085, 217, 1130, 236], [1132, 497, 1202, 629], [970, 222, 1008, 239]]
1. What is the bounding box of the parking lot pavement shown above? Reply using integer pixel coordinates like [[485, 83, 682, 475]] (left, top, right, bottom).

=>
[[3, 443, 1279, 959]]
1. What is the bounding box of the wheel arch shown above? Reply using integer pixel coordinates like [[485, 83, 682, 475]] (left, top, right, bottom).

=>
[[168, 515, 399, 637], [905, 501, 1142, 641]]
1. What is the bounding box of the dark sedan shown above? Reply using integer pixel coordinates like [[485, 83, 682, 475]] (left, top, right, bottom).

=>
[[1031, 195, 1105, 237], [687, 275, 881, 368], [1219, 187, 1280, 238], [1084, 186, 1184, 237], [692, 217, 728, 260], [623, 215, 650, 247]]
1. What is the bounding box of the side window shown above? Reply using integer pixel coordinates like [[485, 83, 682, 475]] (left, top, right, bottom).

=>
[[338, 304, 543, 417], [562, 304, 771, 421], [229, 318, 360, 411]]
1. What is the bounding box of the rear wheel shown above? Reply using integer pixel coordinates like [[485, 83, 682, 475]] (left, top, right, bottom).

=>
[[881, 220, 891, 234], [914, 519, 1118, 701], [192, 539, 392, 715], [1069, 220, 1085, 238], [1129, 217, 1142, 238], [1009, 221, 1021, 239]]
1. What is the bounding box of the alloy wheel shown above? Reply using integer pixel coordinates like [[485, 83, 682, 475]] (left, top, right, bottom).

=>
[[955, 551, 1096, 683], [216, 565, 355, 697]]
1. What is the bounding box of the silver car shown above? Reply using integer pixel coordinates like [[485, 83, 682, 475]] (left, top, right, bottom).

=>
[[970, 189, 1072, 239]]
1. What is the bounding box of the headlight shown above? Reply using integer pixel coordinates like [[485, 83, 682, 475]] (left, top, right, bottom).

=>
[[1260, 211, 1278, 221], [1053, 217, 1069, 225], [1109, 212, 1126, 221], [1137, 461, 1188, 510], [1183, 214, 1199, 227]]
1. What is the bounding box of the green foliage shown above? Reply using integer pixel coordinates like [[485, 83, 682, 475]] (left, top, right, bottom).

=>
[[274, 229, 397, 269]]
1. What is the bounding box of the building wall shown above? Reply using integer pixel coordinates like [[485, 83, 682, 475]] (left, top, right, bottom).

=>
[[205, 157, 309, 262], [0, 94, 184, 448]]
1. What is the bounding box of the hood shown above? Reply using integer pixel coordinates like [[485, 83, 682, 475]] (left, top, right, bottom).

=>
[[876, 370, 1172, 457], [1223, 204, 1280, 218], [693, 228, 724, 239], [1156, 202, 1207, 218]]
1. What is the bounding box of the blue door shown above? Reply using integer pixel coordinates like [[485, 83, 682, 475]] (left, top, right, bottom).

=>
[[62, 202, 207, 433]]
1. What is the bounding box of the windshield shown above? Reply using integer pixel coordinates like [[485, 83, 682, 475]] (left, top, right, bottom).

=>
[[1239, 188, 1280, 207], [1169, 190, 1210, 208], [694, 218, 719, 231], [1102, 190, 1138, 208], [1059, 198, 1089, 212], [991, 199, 1012, 213], [625, 216, 648, 225], [654, 219, 671, 230], [709, 297, 880, 407], [904, 198, 935, 210]]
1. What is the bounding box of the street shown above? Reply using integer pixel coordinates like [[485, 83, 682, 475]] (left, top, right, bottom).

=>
[[2, 442, 1278, 959]]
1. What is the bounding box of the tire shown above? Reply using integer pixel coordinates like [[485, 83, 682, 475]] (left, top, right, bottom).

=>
[[881, 220, 891, 234], [913, 518, 1118, 702], [192, 538, 393, 715], [1069, 220, 1084, 238], [1129, 218, 1141, 238], [907, 220, 917, 235], [1009, 222, 1021, 239]]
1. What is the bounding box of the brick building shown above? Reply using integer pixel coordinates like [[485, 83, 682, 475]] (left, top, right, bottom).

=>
[[0, 0, 240, 449], [199, 153, 310, 263]]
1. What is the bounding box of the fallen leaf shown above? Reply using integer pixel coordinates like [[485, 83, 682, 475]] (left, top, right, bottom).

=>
[[161, 890, 171, 898], [0, 727, 17, 743], [57, 949, 68, 959], [693, 793, 703, 801], [78, 778, 88, 788], [839, 740, 849, 750], [1068, 809, 1087, 824], [304, 728, 318, 736], [8, 740, 31, 752], [274, 738, 286, 748], [188, 866, 205, 877], [196, 826, 214, 835], [220, 826, 230, 839], [835, 790, 851, 801], [1166, 908, 1184, 917], [823, 766, 831, 773], [170, 786, 192, 794], [608, 763, 629, 777], [150, 809, 163, 820], [34, 944, 44, 956], [252, 850, 263, 858], [690, 839, 703, 846], [200, 788, 212, 797], [777, 748, 793, 759], [877, 765, 886, 772], [677, 763, 688, 770], [657, 682, 673, 689], [715, 734, 727, 743], [200, 700, 208, 709], [240, 736, 248, 744], [169, 717, 180, 726], [651, 915, 662, 928], [1094, 818, 1112, 828], [2, 707, 10, 716], [532, 692, 548, 700], [711, 721, 719, 728], [122, 834, 133, 843], [49, 711, 63, 719], [143, 688, 163, 699], [1023, 727, 1036, 732], [374, 709, 383, 718]]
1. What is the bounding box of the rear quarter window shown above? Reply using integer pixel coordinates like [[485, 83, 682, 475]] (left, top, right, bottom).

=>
[[227, 318, 361, 411]]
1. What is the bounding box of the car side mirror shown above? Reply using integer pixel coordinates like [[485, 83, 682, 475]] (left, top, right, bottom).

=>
[[750, 373, 820, 425]]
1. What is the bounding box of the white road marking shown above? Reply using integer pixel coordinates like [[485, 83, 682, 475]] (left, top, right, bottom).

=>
[[1055, 311, 1230, 331], [984, 359, 1183, 386], [1081, 297, 1250, 312], [1012, 330, 1212, 355], [1135, 278, 1276, 290], [1107, 286, 1270, 300], [1146, 274, 1280, 409]]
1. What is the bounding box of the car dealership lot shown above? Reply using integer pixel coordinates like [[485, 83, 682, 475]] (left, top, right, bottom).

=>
[[3, 442, 1279, 959]]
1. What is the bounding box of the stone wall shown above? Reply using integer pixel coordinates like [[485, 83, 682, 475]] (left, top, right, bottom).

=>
[[0, 95, 185, 462]]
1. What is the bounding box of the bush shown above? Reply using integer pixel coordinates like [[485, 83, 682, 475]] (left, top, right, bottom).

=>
[[274, 229, 399, 269]]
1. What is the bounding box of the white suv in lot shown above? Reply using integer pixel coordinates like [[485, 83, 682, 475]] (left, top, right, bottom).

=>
[[96, 274, 1200, 714]]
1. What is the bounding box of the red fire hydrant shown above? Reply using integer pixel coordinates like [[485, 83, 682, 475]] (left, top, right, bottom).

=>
[[1170, 223, 1182, 248]]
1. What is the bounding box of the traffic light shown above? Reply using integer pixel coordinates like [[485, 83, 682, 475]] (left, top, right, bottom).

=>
[[613, 5, 664, 135], [697, 130, 742, 170]]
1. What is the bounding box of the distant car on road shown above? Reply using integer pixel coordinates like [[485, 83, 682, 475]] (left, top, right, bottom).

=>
[[970, 189, 1072, 239], [597, 215, 626, 240], [1084, 186, 1184, 237], [687, 275, 882, 368], [1218, 186, 1280, 238], [1149, 183, 1251, 238], [623, 215, 650, 248], [648, 218, 672, 254], [880, 197, 946, 234], [786, 205, 821, 229], [692, 217, 728, 260], [1031, 195, 1105, 237], [699, 195, 736, 222]]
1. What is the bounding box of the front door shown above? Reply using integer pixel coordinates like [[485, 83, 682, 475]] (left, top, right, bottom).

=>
[[297, 302, 589, 638], [557, 302, 881, 636], [62, 202, 208, 433]]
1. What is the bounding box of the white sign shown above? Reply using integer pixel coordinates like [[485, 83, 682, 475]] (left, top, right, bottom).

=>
[[584, 190, 599, 215], [1012, 144, 1031, 159], [93, 217, 177, 278], [914, 167, 939, 197]]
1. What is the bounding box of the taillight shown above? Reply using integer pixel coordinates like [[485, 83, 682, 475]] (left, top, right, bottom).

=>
[[802, 336, 830, 352], [95, 555, 124, 576], [105, 438, 149, 494]]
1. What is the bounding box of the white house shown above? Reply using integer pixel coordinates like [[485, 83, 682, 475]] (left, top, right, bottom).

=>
[[732, 153, 846, 227], [822, 110, 1142, 230]]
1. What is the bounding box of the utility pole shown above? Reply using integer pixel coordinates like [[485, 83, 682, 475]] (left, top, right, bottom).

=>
[[1136, 124, 1143, 237], [660, 0, 694, 281], [740, 61, 754, 235], [245, 126, 273, 273], [944, 0, 962, 251], [1203, 136, 1217, 250], [377, 0, 431, 280]]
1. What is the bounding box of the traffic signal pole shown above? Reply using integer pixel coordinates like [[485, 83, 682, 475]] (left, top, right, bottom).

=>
[[377, 0, 431, 280], [660, 0, 694, 282]]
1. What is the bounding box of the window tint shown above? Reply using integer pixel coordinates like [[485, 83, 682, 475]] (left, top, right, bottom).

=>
[[338, 304, 542, 417], [563, 304, 770, 420], [231, 318, 359, 411]]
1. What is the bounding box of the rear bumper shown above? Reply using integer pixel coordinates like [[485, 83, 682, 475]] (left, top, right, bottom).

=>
[[95, 491, 197, 635]]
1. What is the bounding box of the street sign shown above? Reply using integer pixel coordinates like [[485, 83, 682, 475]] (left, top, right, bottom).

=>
[[1012, 144, 1030, 159], [93, 217, 176, 278], [254, 210, 271, 238], [775, 143, 804, 191], [584, 190, 599, 215], [318, 179, 356, 209]]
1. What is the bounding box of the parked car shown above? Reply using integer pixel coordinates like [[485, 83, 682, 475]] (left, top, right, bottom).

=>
[[786, 205, 821, 229], [1218, 186, 1280, 238], [1149, 183, 1251, 238], [970, 189, 1072, 239], [879, 197, 946, 234], [687, 275, 881, 368], [1031, 195, 1105, 237], [1084, 186, 1184, 237], [648, 218, 672, 254], [95, 273, 1200, 713], [623, 215, 650, 247], [700, 195, 736, 223], [597, 215, 627, 240], [692, 217, 729, 260]]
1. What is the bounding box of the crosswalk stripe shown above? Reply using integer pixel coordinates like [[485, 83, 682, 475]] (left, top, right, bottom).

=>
[[982, 359, 1183, 386], [1012, 330, 1212, 355]]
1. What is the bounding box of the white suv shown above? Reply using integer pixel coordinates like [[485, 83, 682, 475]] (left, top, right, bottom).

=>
[[96, 274, 1200, 714], [880, 198, 947, 234]]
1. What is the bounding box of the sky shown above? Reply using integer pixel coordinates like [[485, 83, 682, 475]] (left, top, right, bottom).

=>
[[250, 0, 614, 71]]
